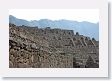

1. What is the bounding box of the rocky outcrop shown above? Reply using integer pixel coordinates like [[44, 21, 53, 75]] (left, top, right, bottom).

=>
[[9, 23, 99, 68]]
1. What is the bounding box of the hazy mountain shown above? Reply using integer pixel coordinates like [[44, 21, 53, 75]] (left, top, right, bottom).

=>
[[9, 15, 99, 40]]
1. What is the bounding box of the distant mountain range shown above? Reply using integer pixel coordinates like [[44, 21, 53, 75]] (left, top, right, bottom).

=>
[[9, 15, 99, 40]]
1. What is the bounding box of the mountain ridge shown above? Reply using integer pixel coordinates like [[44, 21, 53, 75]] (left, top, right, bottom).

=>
[[9, 15, 99, 40]]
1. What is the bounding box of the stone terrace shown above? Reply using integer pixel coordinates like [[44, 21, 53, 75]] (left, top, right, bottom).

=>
[[9, 23, 99, 68]]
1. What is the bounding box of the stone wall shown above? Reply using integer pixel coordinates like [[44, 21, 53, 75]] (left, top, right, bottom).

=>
[[9, 23, 99, 68]]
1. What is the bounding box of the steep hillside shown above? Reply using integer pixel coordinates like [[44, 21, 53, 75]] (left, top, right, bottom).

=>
[[9, 23, 99, 68]]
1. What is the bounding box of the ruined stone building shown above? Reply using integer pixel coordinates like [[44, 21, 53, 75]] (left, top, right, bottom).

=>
[[9, 23, 99, 68]]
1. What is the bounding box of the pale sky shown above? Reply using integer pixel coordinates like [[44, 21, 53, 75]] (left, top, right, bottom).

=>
[[9, 9, 99, 23]]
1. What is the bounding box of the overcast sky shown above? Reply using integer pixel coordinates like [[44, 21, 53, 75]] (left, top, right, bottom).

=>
[[9, 9, 99, 23]]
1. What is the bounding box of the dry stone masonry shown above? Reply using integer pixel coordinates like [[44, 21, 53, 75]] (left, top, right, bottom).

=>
[[9, 23, 99, 68]]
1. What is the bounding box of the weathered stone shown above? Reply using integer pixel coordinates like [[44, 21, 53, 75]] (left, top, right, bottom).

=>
[[9, 23, 99, 68]]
